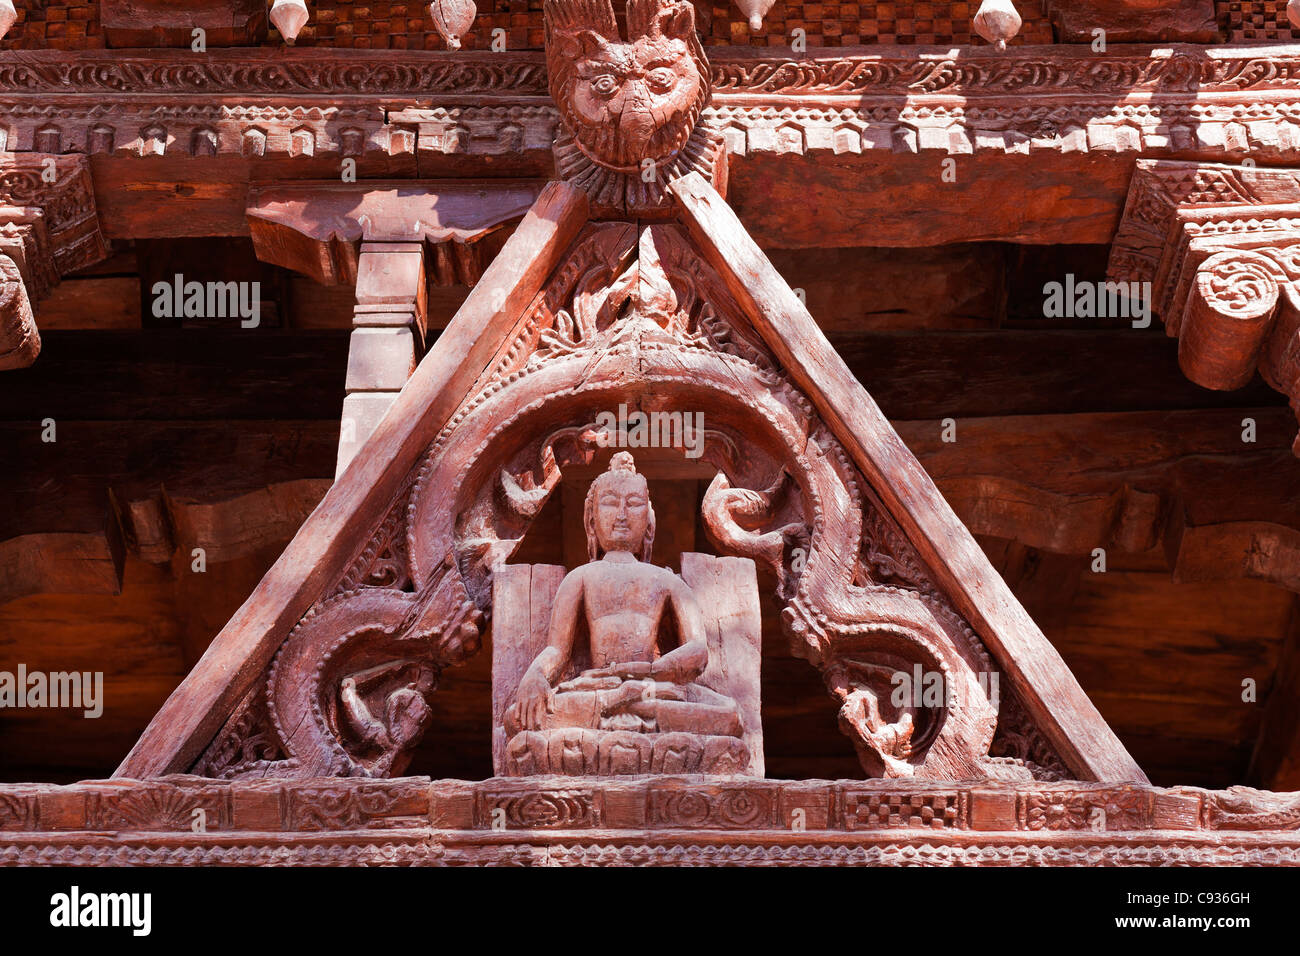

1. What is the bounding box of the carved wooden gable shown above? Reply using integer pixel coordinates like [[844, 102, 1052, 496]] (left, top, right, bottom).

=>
[[118, 0, 1145, 789]]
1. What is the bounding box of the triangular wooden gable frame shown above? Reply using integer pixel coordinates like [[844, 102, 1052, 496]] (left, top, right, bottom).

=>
[[118, 175, 1146, 785]]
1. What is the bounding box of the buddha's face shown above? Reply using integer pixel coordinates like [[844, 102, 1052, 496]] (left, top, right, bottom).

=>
[[593, 472, 650, 555]]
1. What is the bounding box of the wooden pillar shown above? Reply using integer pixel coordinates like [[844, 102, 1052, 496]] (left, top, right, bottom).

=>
[[338, 240, 427, 477]]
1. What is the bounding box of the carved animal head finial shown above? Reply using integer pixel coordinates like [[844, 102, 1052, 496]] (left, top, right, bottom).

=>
[[545, 0, 710, 175], [584, 450, 657, 562]]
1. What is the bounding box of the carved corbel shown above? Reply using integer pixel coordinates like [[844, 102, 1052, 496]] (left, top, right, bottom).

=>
[[1178, 248, 1297, 393], [1110, 160, 1300, 454], [246, 180, 545, 287], [0, 153, 109, 370]]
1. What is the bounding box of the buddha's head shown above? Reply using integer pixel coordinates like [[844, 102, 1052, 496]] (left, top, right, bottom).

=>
[[584, 451, 656, 562]]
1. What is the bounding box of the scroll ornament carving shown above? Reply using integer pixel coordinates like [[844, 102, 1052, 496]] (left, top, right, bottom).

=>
[[1167, 244, 1300, 455], [10, 48, 1300, 99], [196, 558, 482, 779], [1178, 248, 1290, 391]]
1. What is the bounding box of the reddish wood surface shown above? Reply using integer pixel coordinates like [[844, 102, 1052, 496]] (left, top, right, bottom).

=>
[[671, 171, 1148, 784], [101, 0, 268, 47], [116, 181, 590, 778], [246, 180, 544, 286]]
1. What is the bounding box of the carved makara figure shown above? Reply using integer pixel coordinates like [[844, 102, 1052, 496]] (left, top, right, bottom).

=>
[[824, 662, 916, 778], [338, 662, 432, 777], [545, 0, 726, 216], [505, 452, 744, 741]]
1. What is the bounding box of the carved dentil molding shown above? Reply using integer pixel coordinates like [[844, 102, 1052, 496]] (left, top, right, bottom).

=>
[[16, 99, 1300, 169]]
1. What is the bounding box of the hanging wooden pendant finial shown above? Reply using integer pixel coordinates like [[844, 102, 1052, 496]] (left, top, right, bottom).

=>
[[973, 0, 1021, 51], [734, 0, 776, 31], [0, 0, 17, 41], [428, 0, 478, 50], [270, 0, 311, 45]]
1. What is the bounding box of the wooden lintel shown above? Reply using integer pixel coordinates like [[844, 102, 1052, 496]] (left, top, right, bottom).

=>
[[101, 0, 269, 47], [894, 408, 1300, 594], [1042, 0, 1217, 42]]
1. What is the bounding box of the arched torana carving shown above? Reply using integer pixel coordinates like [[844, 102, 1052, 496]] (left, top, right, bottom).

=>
[[195, 222, 1062, 782]]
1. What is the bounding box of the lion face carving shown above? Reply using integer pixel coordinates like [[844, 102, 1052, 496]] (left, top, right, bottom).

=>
[[546, 0, 710, 173]]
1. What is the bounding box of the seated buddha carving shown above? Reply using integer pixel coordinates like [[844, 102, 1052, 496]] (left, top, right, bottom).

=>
[[504, 451, 744, 740]]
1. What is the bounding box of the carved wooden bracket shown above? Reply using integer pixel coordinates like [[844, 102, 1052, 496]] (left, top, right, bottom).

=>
[[246, 180, 548, 474], [1109, 159, 1300, 454], [0, 252, 36, 371], [246, 180, 546, 287], [0, 153, 108, 369]]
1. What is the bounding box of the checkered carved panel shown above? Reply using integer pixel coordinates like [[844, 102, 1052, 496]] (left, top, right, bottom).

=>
[[287, 0, 1054, 49], [706, 0, 1052, 47], [0, 0, 1053, 51], [1219, 0, 1297, 41], [843, 791, 966, 830], [0, 1, 104, 50]]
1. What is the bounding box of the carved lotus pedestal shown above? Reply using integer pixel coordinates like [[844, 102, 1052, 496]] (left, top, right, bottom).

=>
[[505, 730, 750, 776], [492, 555, 764, 777]]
